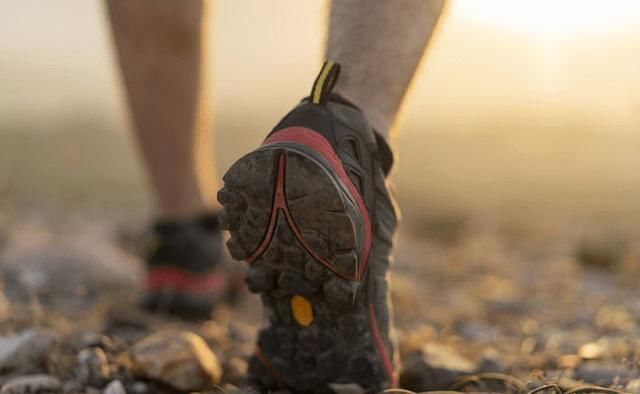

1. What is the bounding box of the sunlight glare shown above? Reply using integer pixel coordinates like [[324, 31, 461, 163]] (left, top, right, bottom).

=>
[[453, 0, 640, 39]]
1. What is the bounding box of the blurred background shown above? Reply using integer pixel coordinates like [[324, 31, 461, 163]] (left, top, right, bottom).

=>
[[2, 0, 640, 233]]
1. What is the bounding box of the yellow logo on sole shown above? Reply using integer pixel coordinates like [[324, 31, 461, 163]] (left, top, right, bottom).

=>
[[291, 295, 314, 326]]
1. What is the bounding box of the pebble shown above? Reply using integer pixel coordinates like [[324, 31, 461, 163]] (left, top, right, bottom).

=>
[[626, 379, 640, 394], [129, 329, 222, 392], [77, 347, 110, 388], [75, 331, 113, 351], [128, 382, 148, 394], [0, 329, 56, 372], [399, 343, 476, 391], [103, 380, 126, 394], [558, 354, 581, 369], [222, 356, 247, 385], [61, 380, 82, 393], [0, 374, 61, 394], [579, 342, 605, 359], [574, 361, 634, 386], [477, 348, 504, 373]]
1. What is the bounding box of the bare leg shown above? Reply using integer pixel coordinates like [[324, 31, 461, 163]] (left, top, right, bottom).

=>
[[327, 0, 446, 136], [107, 0, 218, 219]]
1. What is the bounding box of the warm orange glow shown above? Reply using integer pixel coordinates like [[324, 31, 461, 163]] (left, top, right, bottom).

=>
[[453, 0, 640, 39]]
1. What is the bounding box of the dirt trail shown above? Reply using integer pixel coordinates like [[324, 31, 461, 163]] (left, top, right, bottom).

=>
[[0, 215, 638, 393]]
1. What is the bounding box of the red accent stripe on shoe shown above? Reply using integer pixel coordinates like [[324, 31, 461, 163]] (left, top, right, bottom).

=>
[[245, 154, 355, 281], [369, 303, 396, 386], [146, 266, 226, 295], [262, 127, 372, 281]]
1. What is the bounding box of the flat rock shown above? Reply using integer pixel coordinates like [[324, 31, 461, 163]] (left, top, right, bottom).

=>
[[574, 361, 635, 386], [578, 342, 606, 360], [399, 343, 476, 391], [130, 329, 221, 392], [1, 374, 61, 394], [0, 222, 142, 313], [0, 329, 56, 372]]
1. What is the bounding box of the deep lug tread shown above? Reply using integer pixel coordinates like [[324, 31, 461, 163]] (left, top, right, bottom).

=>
[[244, 266, 275, 293], [219, 147, 385, 393]]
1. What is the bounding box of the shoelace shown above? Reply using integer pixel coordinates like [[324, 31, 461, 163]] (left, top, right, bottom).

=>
[[379, 372, 628, 394]]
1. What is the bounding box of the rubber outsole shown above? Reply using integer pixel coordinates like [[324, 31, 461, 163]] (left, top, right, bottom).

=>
[[219, 146, 386, 393]]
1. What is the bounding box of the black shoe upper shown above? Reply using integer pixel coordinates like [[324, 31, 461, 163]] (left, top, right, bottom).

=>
[[146, 213, 225, 274], [269, 62, 401, 386]]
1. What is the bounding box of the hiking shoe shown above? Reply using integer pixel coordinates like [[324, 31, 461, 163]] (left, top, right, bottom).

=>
[[218, 62, 399, 392], [143, 213, 237, 320]]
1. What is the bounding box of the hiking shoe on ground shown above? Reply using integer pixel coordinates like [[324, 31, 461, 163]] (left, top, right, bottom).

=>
[[143, 213, 238, 320], [218, 62, 399, 392]]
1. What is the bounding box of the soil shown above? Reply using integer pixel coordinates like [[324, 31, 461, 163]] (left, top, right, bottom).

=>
[[0, 214, 639, 393]]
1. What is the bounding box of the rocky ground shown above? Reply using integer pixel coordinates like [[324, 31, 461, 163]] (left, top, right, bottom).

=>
[[0, 214, 639, 393]]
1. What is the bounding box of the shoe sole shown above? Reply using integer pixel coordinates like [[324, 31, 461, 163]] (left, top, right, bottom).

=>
[[218, 127, 392, 392]]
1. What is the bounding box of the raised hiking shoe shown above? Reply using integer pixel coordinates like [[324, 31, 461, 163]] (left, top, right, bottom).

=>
[[143, 213, 237, 320], [218, 62, 399, 392]]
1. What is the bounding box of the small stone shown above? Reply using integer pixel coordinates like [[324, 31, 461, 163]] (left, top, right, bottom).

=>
[[0, 329, 57, 372], [76, 331, 113, 351], [555, 377, 584, 392], [77, 347, 110, 388], [579, 342, 605, 360], [520, 337, 537, 355], [626, 379, 640, 394], [574, 361, 634, 386], [477, 348, 504, 373], [222, 357, 247, 384], [130, 329, 222, 392], [596, 306, 635, 332], [62, 380, 82, 393], [1, 374, 61, 394], [103, 380, 126, 394], [128, 382, 148, 394], [399, 343, 476, 391], [558, 354, 581, 369]]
